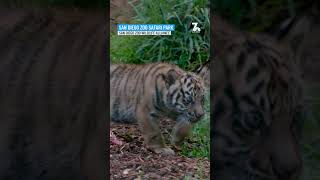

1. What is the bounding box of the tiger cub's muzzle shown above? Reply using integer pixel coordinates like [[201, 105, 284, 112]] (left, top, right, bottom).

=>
[[186, 108, 204, 123]]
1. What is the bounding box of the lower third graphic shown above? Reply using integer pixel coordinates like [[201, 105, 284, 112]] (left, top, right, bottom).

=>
[[117, 24, 175, 36]]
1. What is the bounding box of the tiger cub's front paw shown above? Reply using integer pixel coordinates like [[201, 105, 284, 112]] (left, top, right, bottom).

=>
[[153, 147, 175, 155], [171, 120, 192, 146]]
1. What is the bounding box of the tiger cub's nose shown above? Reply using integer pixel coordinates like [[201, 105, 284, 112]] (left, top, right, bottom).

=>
[[195, 111, 204, 119]]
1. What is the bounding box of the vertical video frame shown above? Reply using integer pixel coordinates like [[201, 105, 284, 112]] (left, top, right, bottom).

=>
[[110, 0, 210, 179]]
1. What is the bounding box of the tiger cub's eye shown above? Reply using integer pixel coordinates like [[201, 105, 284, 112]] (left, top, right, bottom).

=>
[[184, 96, 194, 105]]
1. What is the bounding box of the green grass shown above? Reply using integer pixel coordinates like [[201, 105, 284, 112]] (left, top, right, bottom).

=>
[[180, 92, 210, 159], [110, 34, 148, 64], [111, 0, 209, 71]]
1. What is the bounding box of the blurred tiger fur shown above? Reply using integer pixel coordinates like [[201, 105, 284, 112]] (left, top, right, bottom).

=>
[[0, 8, 106, 180], [211, 15, 305, 180], [274, 1, 320, 83], [110, 63, 205, 155]]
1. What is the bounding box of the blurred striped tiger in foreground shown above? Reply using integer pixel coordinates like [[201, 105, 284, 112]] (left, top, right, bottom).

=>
[[0, 8, 106, 180], [110, 63, 205, 155], [211, 15, 305, 180], [274, 1, 320, 83]]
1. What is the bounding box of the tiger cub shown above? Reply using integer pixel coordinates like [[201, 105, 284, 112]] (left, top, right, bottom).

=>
[[110, 63, 205, 155]]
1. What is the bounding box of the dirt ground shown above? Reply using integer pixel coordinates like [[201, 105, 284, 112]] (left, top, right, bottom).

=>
[[110, 119, 210, 180]]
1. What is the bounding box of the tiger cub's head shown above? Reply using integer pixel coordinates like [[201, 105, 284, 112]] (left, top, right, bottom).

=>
[[164, 69, 205, 123]]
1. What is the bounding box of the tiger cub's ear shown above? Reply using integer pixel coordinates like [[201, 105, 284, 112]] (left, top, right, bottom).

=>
[[165, 69, 180, 87]]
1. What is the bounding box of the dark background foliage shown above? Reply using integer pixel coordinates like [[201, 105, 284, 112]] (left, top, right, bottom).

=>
[[0, 0, 106, 8]]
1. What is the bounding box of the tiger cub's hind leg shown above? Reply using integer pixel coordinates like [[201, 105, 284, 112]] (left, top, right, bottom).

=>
[[136, 105, 175, 155]]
